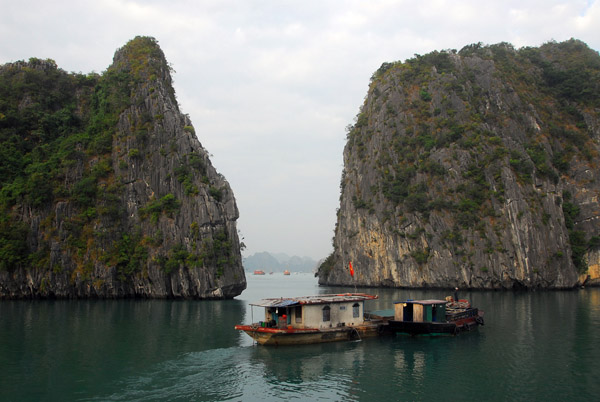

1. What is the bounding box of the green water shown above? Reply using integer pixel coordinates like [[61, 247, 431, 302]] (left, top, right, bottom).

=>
[[1, 274, 599, 401]]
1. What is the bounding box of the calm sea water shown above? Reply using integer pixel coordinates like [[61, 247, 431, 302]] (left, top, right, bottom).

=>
[[1, 273, 599, 401]]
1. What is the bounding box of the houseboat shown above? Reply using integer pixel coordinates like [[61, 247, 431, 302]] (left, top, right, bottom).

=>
[[235, 293, 384, 345], [388, 297, 484, 336]]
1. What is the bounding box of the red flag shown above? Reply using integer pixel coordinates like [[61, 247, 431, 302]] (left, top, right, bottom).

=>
[[349, 261, 354, 277]]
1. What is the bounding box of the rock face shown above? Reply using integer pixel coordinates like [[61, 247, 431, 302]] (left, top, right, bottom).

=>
[[318, 39, 600, 289], [0, 37, 246, 298]]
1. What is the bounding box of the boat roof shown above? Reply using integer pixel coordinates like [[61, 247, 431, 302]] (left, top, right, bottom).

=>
[[394, 299, 448, 305], [250, 293, 378, 308]]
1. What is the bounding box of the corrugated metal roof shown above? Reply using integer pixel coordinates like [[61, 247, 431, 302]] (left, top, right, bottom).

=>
[[249, 293, 377, 307], [251, 299, 300, 308], [394, 299, 447, 305]]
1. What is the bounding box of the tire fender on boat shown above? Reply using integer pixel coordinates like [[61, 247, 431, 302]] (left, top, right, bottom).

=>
[[476, 316, 484, 326]]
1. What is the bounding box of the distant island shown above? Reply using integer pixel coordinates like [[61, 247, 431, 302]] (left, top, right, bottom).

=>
[[243, 252, 317, 273]]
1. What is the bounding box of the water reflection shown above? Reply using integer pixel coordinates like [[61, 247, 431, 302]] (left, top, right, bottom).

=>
[[246, 341, 366, 400], [394, 349, 426, 382], [253, 342, 364, 382]]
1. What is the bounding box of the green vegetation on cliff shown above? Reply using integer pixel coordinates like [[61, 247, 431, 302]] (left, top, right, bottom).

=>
[[322, 39, 600, 289], [0, 36, 244, 298]]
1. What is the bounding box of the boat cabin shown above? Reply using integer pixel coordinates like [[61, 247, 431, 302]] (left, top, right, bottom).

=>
[[394, 300, 447, 323], [250, 293, 378, 330]]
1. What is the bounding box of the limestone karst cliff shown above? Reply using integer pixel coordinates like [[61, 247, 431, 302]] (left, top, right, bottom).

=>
[[318, 39, 600, 289], [0, 36, 246, 298]]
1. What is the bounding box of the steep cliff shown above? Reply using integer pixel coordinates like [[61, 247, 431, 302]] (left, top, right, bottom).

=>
[[319, 39, 600, 289], [0, 36, 246, 298]]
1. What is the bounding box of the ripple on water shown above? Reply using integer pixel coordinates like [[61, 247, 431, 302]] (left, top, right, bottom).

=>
[[86, 344, 362, 402], [86, 346, 250, 401]]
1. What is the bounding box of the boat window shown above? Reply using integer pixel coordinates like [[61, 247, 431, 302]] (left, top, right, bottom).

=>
[[353, 303, 360, 318], [322, 305, 331, 322], [295, 306, 302, 323]]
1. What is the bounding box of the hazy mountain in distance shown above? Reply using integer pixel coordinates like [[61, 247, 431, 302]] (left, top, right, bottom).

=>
[[243, 252, 317, 273]]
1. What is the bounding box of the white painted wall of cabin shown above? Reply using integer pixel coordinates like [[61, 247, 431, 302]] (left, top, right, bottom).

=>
[[303, 302, 364, 329]]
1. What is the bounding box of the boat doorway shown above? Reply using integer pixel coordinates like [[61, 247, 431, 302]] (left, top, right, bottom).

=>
[[403, 304, 413, 322]]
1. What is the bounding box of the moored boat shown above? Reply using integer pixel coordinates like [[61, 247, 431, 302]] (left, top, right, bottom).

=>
[[253, 270, 266, 275], [235, 293, 385, 345], [388, 297, 484, 336], [283, 270, 291, 275]]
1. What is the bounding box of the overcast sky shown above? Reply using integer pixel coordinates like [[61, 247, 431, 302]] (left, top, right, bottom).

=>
[[1, 1, 599, 260]]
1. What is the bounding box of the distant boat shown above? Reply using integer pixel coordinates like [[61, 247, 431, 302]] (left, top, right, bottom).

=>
[[235, 293, 384, 345], [253, 270, 266, 275], [283, 270, 291, 275]]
